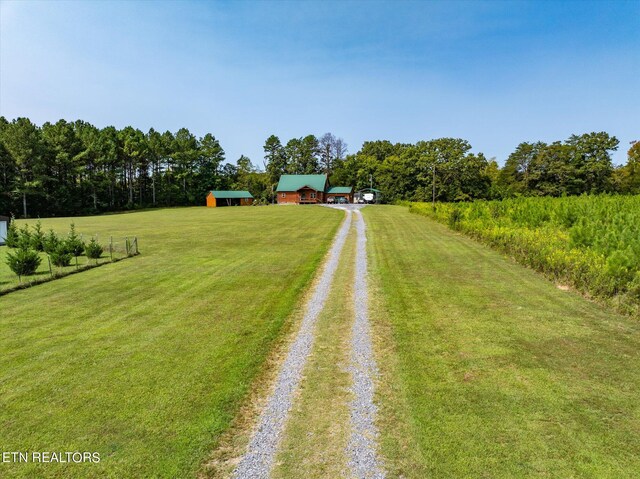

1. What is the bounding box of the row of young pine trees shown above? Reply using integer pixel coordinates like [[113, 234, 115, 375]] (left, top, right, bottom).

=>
[[4, 220, 104, 281]]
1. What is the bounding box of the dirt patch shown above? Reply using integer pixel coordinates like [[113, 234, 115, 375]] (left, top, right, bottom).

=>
[[463, 371, 476, 382]]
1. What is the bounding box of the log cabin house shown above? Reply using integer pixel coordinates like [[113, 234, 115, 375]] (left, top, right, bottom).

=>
[[276, 174, 353, 204]]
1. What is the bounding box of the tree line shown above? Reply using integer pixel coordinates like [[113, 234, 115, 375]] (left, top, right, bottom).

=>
[[327, 133, 640, 203], [1, 116, 638, 218], [0, 118, 350, 217], [0, 117, 232, 217]]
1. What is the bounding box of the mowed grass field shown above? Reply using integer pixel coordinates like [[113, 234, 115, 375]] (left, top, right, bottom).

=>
[[5, 204, 640, 479], [364, 206, 640, 478], [0, 206, 343, 478]]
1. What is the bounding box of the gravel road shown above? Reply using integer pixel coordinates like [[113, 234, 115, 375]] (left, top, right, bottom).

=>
[[347, 209, 386, 479], [232, 209, 353, 479]]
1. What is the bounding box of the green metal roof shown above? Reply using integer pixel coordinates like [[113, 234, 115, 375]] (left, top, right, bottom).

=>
[[276, 174, 327, 192], [327, 186, 353, 194], [209, 190, 253, 199]]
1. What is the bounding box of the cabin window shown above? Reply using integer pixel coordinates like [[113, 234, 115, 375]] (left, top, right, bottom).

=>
[[311, 192, 316, 199], [281, 193, 285, 198]]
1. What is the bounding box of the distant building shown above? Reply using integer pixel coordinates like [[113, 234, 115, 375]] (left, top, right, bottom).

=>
[[206, 191, 254, 207], [276, 174, 353, 204], [0, 215, 9, 245]]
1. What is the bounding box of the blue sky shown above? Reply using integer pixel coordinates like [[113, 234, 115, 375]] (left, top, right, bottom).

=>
[[1, 0, 638, 166]]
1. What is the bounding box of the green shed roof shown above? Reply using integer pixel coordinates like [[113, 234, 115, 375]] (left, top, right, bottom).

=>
[[209, 190, 253, 199], [327, 186, 353, 194], [276, 174, 327, 192]]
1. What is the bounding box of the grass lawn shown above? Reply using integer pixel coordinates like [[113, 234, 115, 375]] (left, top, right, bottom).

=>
[[364, 205, 640, 478], [0, 206, 342, 479]]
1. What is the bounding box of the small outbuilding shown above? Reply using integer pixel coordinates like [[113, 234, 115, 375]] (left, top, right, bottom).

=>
[[0, 215, 10, 246], [206, 191, 254, 207], [326, 186, 353, 204]]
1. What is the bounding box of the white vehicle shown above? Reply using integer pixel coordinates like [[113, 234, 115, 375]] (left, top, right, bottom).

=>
[[363, 193, 375, 203]]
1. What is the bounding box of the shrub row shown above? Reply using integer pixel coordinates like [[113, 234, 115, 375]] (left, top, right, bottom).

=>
[[5, 220, 104, 280], [409, 195, 640, 316]]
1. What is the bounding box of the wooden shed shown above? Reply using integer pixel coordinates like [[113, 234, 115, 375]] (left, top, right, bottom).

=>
[[206, 191, 254, 207], [0, 215, 10, 246]]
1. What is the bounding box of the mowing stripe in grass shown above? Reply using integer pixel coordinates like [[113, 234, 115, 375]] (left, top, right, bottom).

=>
[[348, 210, 385, 479], [233, 210, 352, 479]]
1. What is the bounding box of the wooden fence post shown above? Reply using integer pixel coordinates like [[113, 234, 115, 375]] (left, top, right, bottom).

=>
[[110, 236, 113, 261]]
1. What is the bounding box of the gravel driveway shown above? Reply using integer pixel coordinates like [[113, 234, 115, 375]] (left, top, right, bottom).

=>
[[233, 205, 385, 479]]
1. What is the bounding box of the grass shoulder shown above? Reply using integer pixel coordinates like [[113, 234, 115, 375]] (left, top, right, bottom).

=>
[[363, 205, 640, 478]]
